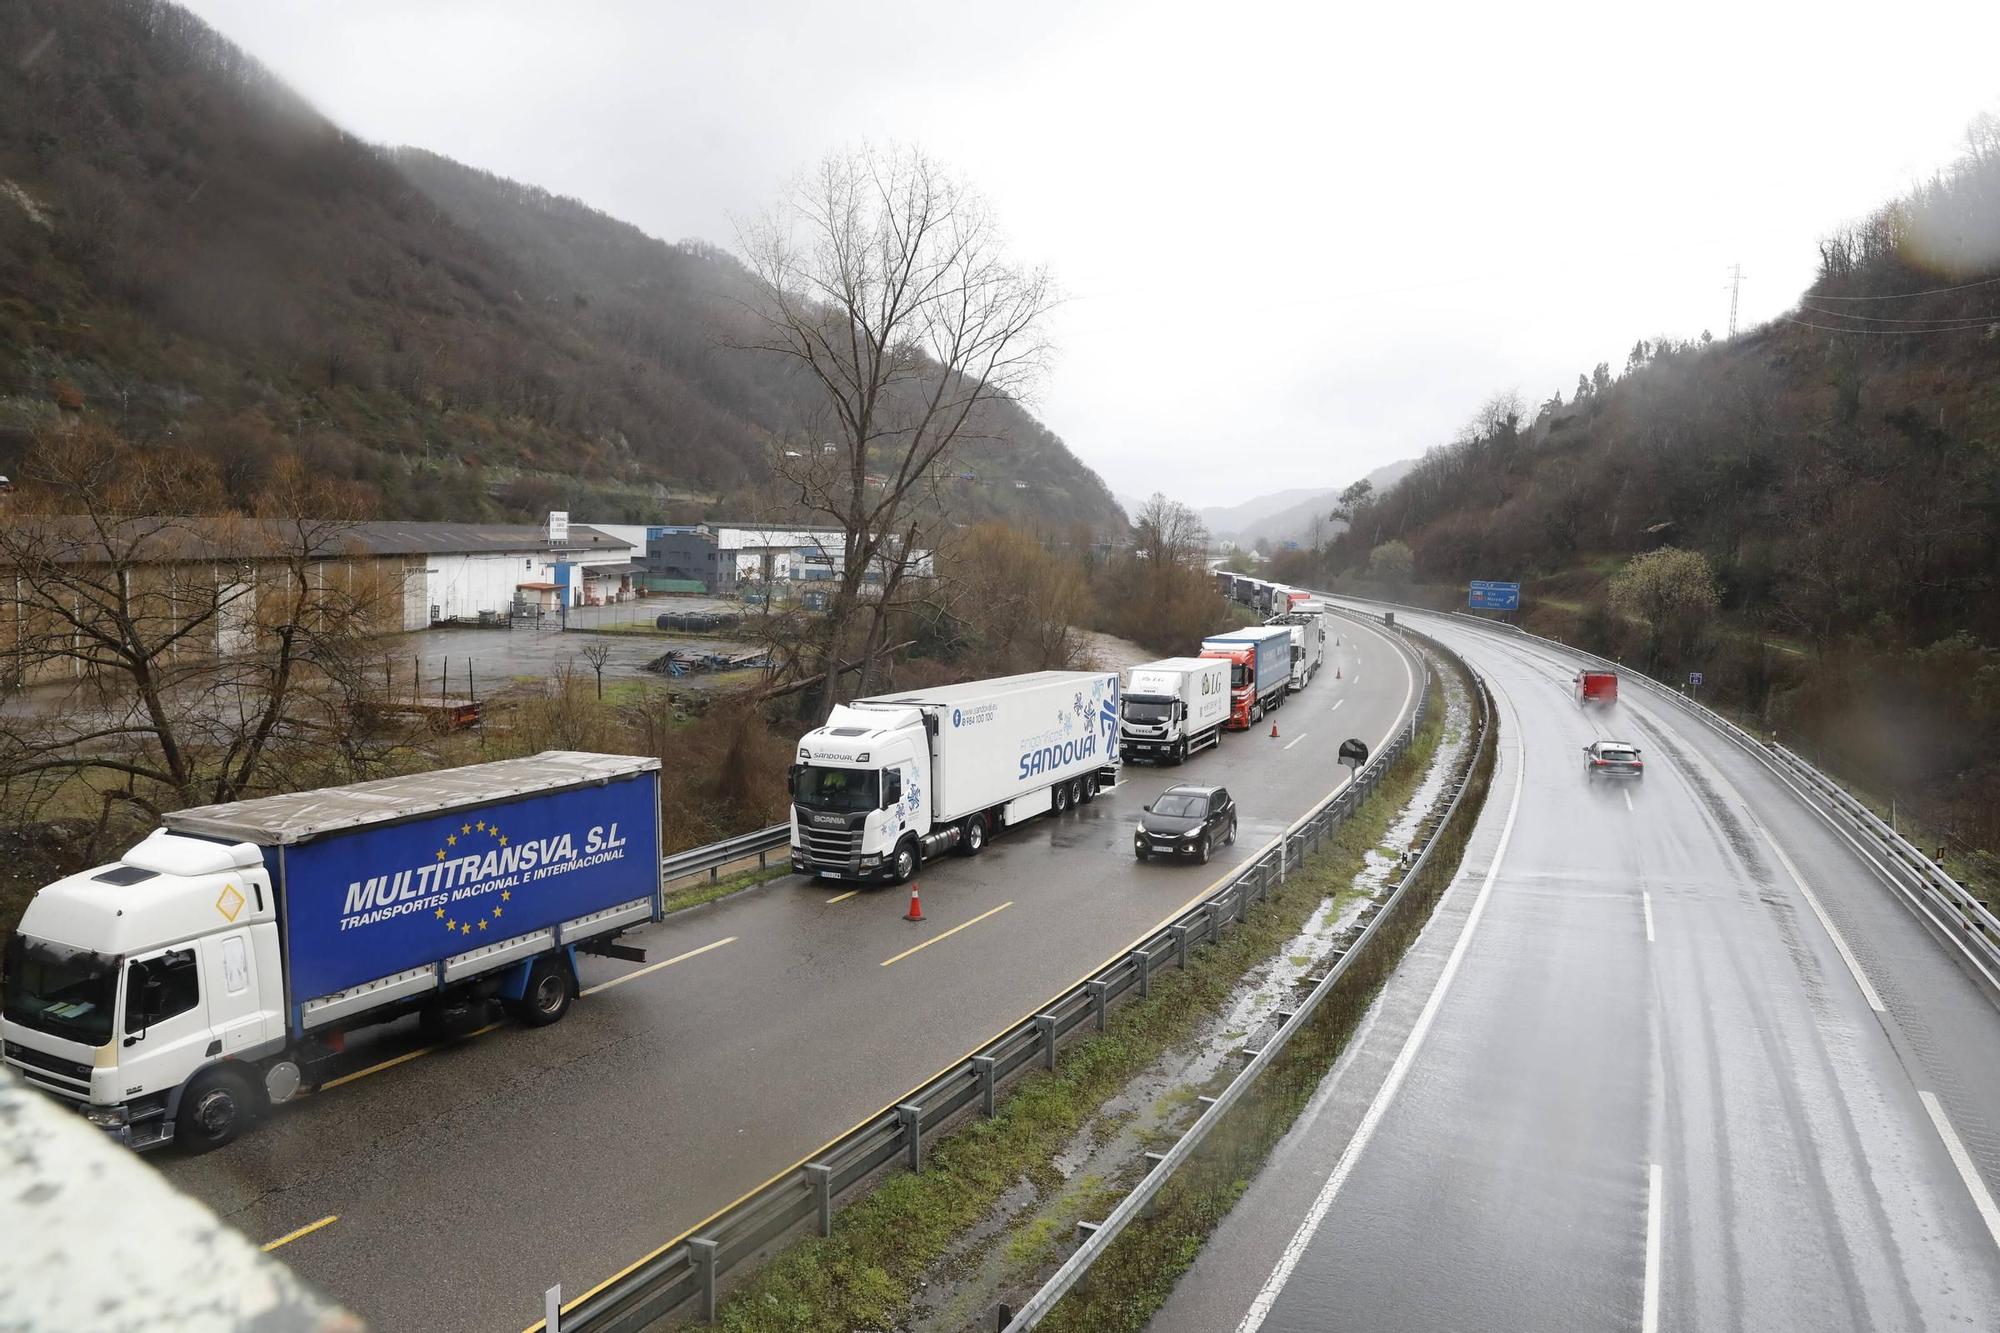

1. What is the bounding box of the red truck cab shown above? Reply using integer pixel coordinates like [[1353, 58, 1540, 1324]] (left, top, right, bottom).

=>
[[1200, 644, 1259, 729], [1575, 670, 1618, 705]]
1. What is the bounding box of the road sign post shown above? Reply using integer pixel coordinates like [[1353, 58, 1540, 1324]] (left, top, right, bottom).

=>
[[1687, 670, 1703, 702]]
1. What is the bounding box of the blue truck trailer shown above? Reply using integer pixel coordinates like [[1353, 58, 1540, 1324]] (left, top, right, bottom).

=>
[[2, 752, 663, 1152], [1200, 626, 1295, 728]]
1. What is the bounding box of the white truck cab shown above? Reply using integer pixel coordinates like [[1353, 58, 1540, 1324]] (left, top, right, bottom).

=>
[[3, 830, 286, 1150]]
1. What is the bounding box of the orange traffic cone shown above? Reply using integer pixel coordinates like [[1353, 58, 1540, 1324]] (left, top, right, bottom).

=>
[[1270, 720, 1280, 738], [904, 884, 925, 922]]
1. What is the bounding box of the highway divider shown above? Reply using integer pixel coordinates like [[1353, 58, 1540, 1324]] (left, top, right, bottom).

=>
[[998, 633, 1496, 1331], [531, 617, 1432, 1332]]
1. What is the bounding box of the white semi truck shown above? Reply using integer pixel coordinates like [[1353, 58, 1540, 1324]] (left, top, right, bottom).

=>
[[1119, 657, 1230, 764], [1274, 603, 1329, 691], [789, 671, 1121, 882]]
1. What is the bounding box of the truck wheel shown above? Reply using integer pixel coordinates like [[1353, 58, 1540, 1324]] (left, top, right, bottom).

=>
[[176, 1066, 257, 1154], [510, 957, 574, 1028], [1068, 777, 1085, 808], [1081, 775, 1098, 803], [891, 837, 920, 883], [1173, 740, 1187, 765], [960, 814, 987, 857], [1053, 782, 1070, 813]]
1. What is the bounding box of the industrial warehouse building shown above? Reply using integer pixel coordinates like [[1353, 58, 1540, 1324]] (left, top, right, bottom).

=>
[[637, 523, 931, 594]]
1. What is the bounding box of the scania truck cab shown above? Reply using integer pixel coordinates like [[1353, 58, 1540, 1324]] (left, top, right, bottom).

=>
[[790, 671, 1120, 882]]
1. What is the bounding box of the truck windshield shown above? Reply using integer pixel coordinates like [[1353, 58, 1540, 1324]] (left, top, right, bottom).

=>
[[1230, 664, 1250, 689], [2, 935, 119, 1047], [794, 764, 881, 813], [1122, 699, 1173, 723]]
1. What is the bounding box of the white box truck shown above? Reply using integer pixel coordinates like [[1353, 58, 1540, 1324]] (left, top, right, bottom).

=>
[[1, 753, 664, 1152], [1119, 657, 1230, 764], [790, 670, 1120, 882]]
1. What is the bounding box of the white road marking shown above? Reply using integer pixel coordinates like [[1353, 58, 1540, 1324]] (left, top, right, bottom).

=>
[[1236, 732, 1525, 1333], [1282, 732, 1309, 751], [1330, 698, 1345, 712], [581, 936, 737, 996], [1624, 789, 1634, 812], [1643, 1163, 1664, 1333], [1642, 891, 1655, 943], [1918, 1090, 2000, 1254], [1756, 822, 1886, 1013]]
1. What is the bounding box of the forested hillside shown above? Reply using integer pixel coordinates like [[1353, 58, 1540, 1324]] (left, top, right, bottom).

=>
[[1286, 122, 2000, 844], [0, 0, 1123, 530]]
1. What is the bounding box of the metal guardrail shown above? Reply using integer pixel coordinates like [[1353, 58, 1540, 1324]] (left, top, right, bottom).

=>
[[1433, 608, 2000, 989], [658, 825, 788, 886], [536, 618, 1431, 1332], [1000, 638, 1492, 1330]]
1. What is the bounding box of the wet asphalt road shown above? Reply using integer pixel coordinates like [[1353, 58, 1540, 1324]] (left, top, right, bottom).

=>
[[158, 616, 1419, 1333], [1149, 607, 2000, 1333]]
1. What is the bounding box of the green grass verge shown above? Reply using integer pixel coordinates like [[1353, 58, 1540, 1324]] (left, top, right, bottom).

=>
[[661, 863, 794, 916], [1037, 667, 1494, 1331], [713, 679, 1449, 1333]]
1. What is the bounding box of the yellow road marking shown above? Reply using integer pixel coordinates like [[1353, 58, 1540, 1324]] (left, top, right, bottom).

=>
[[261, 1215, 337, 1252], [825, 890, 860, 905], [318, 1023, 503, 1091], [580, 936, 737, 996], [880, 902, 1014, 967]]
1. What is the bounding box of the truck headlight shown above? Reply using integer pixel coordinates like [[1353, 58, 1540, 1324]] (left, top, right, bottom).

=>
[[860, 854, 881, 867], [83, 1105, 128, 1128]]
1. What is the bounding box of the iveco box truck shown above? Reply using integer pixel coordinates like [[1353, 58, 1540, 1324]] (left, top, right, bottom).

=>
[[2, 753, 664, 1153], [1119, 657, 1230, 763], [790, 671, 1120, 882]]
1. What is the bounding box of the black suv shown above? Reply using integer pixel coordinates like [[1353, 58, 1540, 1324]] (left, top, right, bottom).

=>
[[1136, 785, 1237, 864]]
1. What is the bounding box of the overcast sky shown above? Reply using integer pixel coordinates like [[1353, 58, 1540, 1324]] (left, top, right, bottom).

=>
[[182, 0, 1999, 510]]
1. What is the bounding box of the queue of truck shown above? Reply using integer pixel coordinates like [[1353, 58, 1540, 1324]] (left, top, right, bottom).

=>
[[1116, 577, 1337, 759], [1, 578, 1341, 1154]]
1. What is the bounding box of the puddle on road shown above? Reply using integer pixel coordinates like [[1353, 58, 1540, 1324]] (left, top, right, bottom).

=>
[[905, 669, 1472, 1332]]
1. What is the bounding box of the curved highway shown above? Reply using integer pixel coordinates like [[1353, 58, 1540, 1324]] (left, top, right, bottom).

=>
[[160, 616, 1419, 1333], [1150, 605, 2000, 1333]]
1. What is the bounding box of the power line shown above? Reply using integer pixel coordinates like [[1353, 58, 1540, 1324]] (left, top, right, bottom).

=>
[[1799, 304, 2000, 325], [1726, 264, 1745, 338], [1777, 314, 1998, 335], [1806, 272, 2000, 301]]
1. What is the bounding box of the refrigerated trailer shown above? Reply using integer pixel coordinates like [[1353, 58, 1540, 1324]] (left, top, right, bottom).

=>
[[1201, 627, 1293, 728], [1, 753, 664, 1152], [790, 670, 1120, 882], [1119, 657, 1230, 763]]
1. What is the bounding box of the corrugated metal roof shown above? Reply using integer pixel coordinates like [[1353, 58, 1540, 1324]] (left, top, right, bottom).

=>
[[163, 751, 660, 845], [339, 521, 629, 556]]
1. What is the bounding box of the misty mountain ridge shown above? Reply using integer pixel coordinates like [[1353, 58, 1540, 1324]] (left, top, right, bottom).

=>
[[1201, 459, 1417, 549], [0, 0, 1125, 531]]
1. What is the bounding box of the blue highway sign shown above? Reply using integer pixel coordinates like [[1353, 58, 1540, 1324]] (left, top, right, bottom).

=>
[[1468, 580, 1521, 611]]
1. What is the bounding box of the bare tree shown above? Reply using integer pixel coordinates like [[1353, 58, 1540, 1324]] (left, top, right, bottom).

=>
[[736, 144, 1057, 714], [0, 426, 393, 837], [579, 642, 612, 699]]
